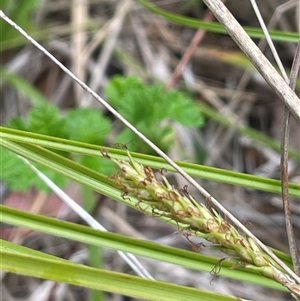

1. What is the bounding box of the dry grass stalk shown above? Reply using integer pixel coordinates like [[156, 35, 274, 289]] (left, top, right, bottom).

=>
[[104, 149, 300, 298]]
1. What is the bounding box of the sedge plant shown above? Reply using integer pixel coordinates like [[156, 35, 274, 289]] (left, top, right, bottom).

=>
[[103, 147, 300, 298], [1, 3, 300, 301]]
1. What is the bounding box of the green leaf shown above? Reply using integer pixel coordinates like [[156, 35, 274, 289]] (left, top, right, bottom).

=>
[[106, 76, 144, 120], [106, 75, 203, 127], [5, 116, 28, 131], [0, 147, 67, 191], [3, 103, 69, 191], [105, 75, 144, 122], [2, 104, 113, 190], [167, 90, 204, 127], [7, 102, 68, 138], [1, 246, 242, 301], [5, 102, 68, 139], [1, 205, 289, 292], [105, 75, 204, 152], [0, 147, 38, 191], [64, 107, 111, 144], [27, 103, 68, 138], [105, 75, 143, 101], [1, 127, 299, 197]]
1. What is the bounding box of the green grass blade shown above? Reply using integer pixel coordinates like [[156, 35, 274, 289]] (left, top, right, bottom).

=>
[[1, 245, 242, 301], [137, 0, 300, 43], [1, 127, 299, 197], [2, 138, 298, 258], [0, 205, 289, 291]]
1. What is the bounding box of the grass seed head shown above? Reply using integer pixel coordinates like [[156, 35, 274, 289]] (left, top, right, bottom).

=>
[[107, 149, 297, 292]]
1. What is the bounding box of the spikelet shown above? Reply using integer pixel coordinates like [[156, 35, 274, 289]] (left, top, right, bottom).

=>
[[104, 149, 300, 297]]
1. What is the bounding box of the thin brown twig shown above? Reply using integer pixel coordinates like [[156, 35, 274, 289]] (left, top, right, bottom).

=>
[[167, 8, 215, 89], [281, 41, 300, 277]]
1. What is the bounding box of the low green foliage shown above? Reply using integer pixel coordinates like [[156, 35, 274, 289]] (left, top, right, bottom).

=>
[[2, 74, 204, 191], [1, 102, 112, 191], [0, 146, 67, 191], [105, 75, 204, 153]]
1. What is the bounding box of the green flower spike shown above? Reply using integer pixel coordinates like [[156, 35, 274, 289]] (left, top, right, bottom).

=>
[[104, 149, 300, 298]]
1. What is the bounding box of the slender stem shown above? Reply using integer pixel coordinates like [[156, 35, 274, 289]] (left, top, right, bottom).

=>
[[250, 0, 300, 278], [167, 9, 215, 89], [201, 0, 300, 121], [249, 0, 289, 82], [281, 42, 300, 276]]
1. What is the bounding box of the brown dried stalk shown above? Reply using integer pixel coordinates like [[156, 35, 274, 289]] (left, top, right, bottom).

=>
[[281, 41, 300, 277], [105, 149, 300, 297]]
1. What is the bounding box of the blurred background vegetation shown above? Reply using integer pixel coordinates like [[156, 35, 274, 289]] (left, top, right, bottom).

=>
[[1, 0, 299, 300]]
